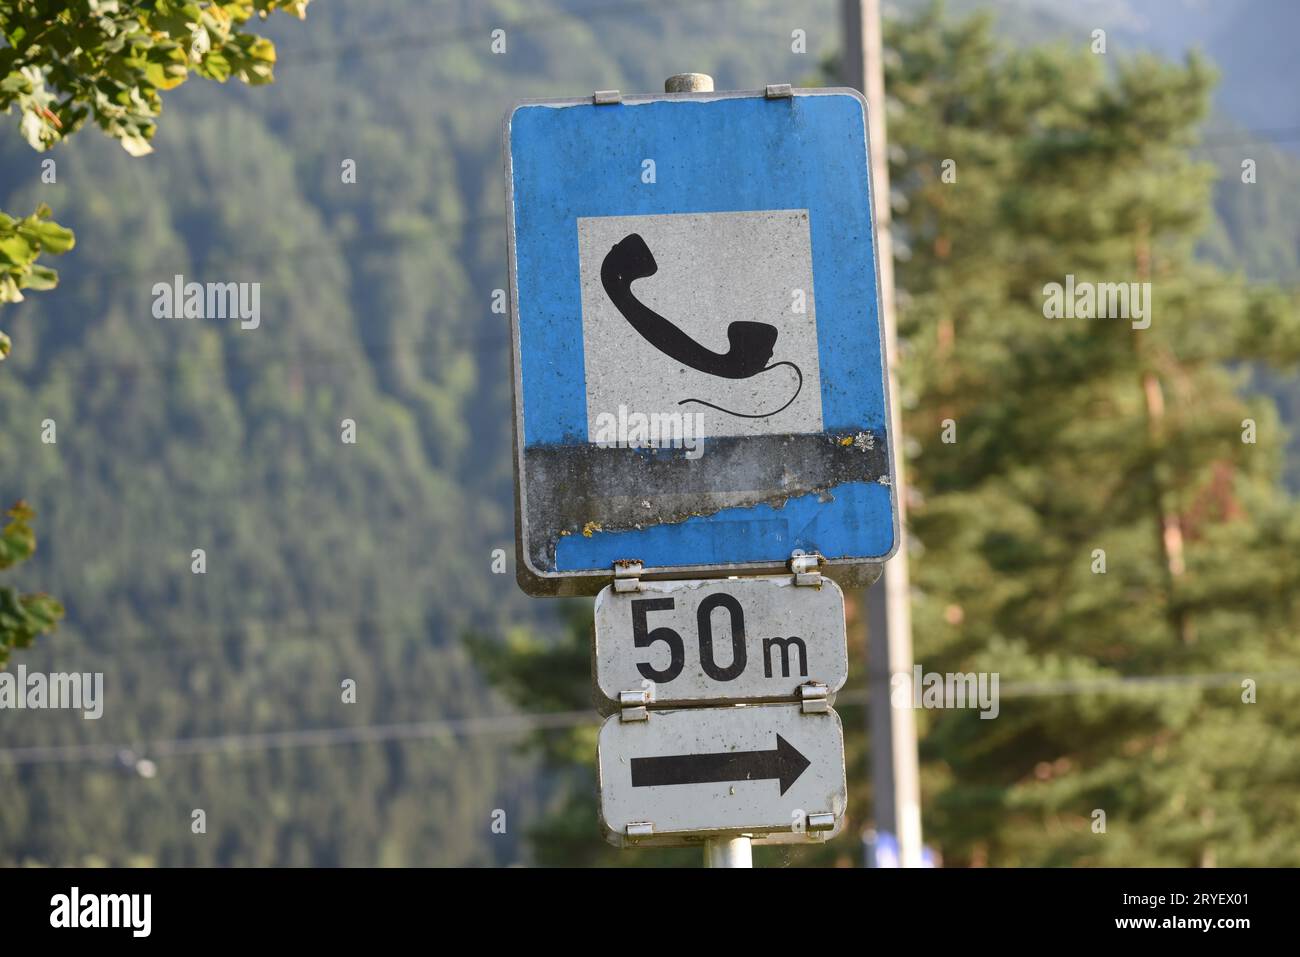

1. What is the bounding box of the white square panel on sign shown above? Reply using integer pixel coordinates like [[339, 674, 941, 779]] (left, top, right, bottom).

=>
[[577, 210, 823, 440]]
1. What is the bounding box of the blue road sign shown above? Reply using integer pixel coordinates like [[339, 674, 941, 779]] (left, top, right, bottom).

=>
[[504, 87, 897, 595]]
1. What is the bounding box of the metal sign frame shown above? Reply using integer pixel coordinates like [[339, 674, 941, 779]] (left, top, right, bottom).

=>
[[504, 87, 898, 596]]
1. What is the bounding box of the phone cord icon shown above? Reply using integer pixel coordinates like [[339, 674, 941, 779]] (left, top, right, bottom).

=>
[[678, 361, 802, 419], [600, 233, 803, 419]]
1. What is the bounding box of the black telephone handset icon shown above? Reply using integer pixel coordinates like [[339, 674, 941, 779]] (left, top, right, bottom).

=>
[[599, 233, 802, 418]]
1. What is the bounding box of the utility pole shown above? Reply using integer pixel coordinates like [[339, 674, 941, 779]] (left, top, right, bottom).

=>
[[840, 0, 923, 868]]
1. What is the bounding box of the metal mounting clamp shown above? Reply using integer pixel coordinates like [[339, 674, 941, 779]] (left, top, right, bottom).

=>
[[806, 812, 836, 833], [790, 550, 823, 587], [765, 83, 793, 99], [626, 822, 654, 838], [613, 560, 643, 593], [593, 89, 622, 105], [618, 688, 651, 722], [800, 681, 830, 714]]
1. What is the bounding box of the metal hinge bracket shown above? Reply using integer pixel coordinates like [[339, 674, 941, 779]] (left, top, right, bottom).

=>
[[790, 550, 823, 587], [618, 688, 652, 722], [800, 681, 830, 714], [806, 812, 836, 833], [613, 560, 643, 593], [626, 822, 654, 838]]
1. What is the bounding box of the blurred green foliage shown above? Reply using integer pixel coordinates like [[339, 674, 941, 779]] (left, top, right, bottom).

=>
[[1, 0, 310, 357], [0, 0, 310, 672], [0, 500, 64, 666], [1, 1, 309, 155], [0, 202, 73, 354]]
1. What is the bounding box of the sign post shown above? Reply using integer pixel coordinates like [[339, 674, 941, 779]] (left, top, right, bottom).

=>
[[503, 72, 895, 867], [705, 837, 753, 869]]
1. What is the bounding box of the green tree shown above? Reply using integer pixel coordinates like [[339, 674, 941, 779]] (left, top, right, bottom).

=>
[[889, 3, 1300, 866], [1, 0, 309, 350], [0, 0, 309, 666], [0, 202, 73, 355], [0, 500, 62, 665]]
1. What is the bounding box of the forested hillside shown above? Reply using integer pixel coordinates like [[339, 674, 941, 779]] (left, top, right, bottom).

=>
[[2, 0, 1297, 866]]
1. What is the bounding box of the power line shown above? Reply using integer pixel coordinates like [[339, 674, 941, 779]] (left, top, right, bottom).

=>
[[3, 670, 1294, 767], [0, 709, 599, 766]]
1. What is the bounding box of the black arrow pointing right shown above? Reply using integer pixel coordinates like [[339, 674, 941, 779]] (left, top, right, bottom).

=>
[[630, 734, 811, 795]]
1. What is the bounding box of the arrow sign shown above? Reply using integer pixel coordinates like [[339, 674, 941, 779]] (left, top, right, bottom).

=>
[[597, 703, 846, 846], [631, 734, 810, 795]]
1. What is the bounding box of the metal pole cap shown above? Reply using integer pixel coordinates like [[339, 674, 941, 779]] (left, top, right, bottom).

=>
[[664, 73, 714, 93]]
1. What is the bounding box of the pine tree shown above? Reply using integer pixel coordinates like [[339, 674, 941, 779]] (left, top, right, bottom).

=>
[[890, 3, 1300, 866]]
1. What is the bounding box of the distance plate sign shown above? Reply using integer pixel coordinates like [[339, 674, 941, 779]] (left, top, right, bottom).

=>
[[592, 575, 847, 713]]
